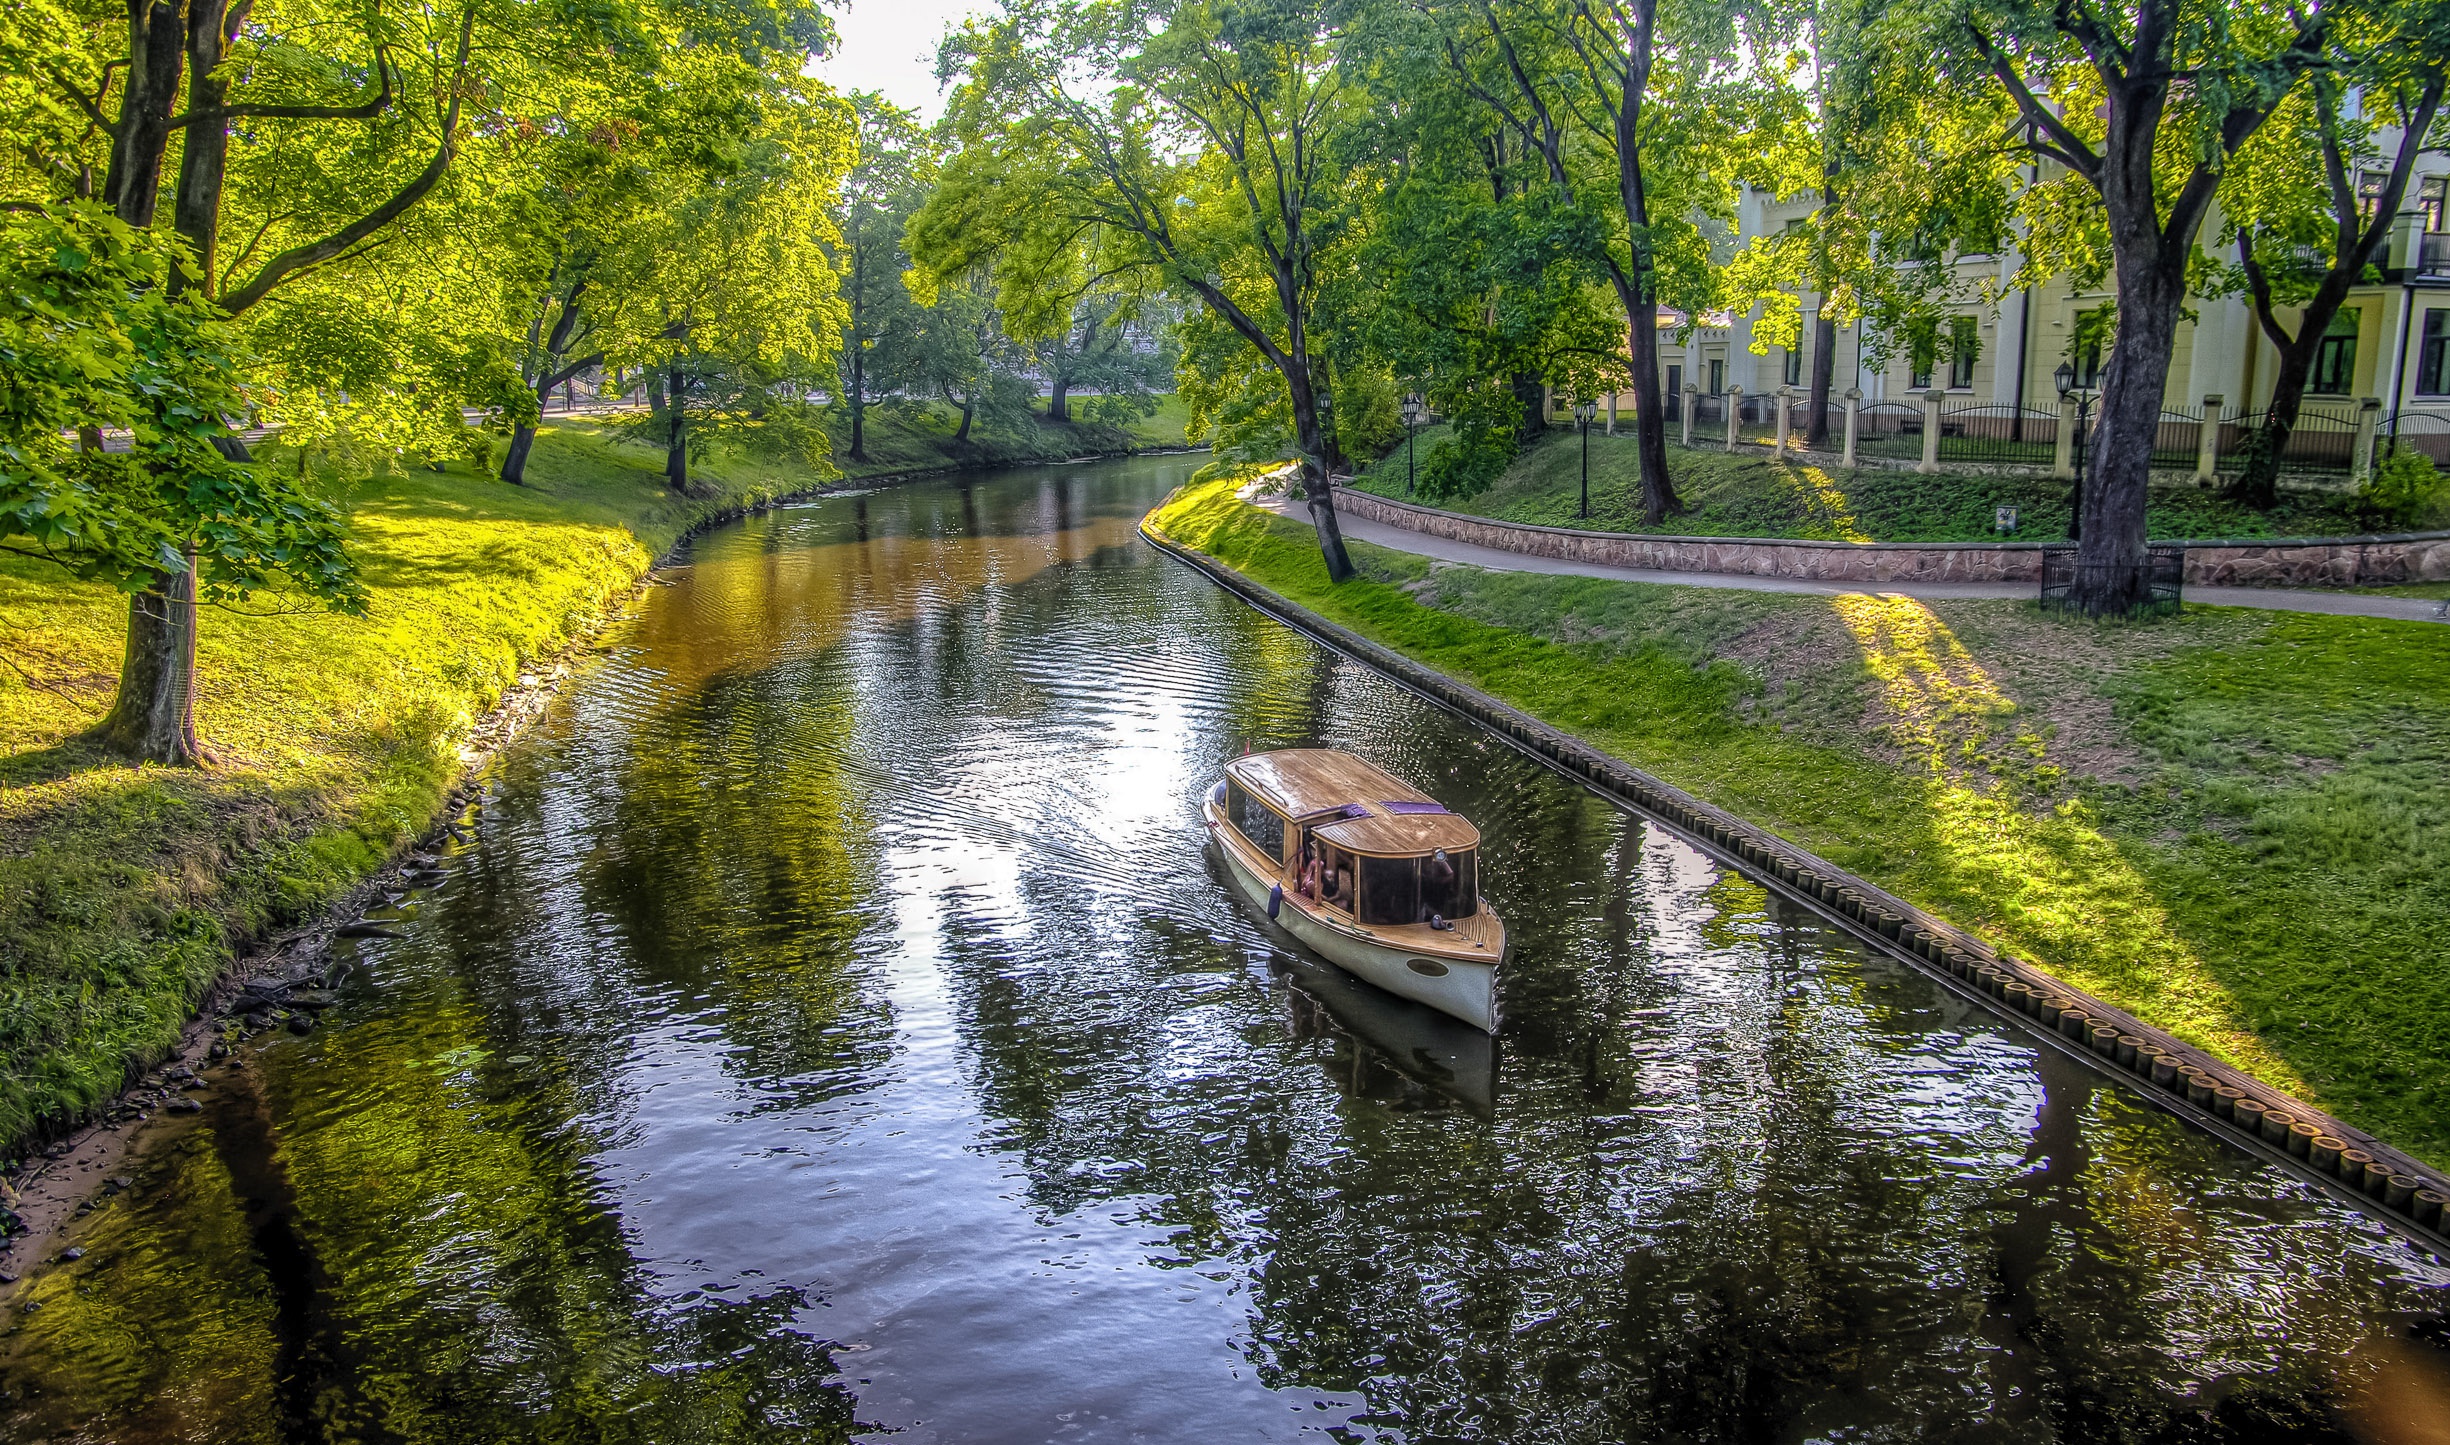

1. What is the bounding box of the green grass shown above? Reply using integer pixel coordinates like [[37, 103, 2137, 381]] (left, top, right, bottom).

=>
[[0, 402, 1190, 1154], [1350, 427, 2402, 543], [1153, 471, 2450, 1168]]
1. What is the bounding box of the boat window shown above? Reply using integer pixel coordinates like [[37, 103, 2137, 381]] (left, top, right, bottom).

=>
[[1320, 846, 1357, 913], [1359, 855, 1419, 926], [1421, 849, 1477, 920], [1225, 780, 1286, 861]]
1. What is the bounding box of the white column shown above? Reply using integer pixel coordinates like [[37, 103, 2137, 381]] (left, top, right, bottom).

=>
[[1725, 387, 1743, 451], [1606, 390, 1618, 436], [2353, 397, 2383, 482], [1681, 384, 1696, 447], [1919, 389, 1945, 473], [2053, 396, 2079, 480], [1842, 386, 1861, 467], [2196, 393, 2223, 484]]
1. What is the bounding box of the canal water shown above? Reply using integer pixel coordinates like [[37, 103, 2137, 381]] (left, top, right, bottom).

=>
[[6, 455, 2448, 1443]]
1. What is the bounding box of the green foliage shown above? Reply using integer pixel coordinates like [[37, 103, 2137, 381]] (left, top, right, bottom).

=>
[[2363, 447, 2450, 530], [1415, 389, 1521, 502], [0, 203, 361, 609]]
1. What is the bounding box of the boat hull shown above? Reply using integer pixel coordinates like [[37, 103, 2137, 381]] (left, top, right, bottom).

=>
[[1206, 813, 1500, 1034]]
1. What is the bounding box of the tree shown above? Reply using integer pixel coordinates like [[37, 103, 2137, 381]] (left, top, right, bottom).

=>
[[2215, 6, 2448, 508], [920, 0, 1371, 582], [832, 93, 937, 462], [1403, 0, 1807, 523], [0, 204, 361, 761], [1910, 0, 2330, 612]]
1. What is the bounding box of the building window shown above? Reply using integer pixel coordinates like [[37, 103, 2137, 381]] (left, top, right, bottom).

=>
[[2310, 311, 2358, 394], [1709, 359, 1724, 394], [2422, 177, 2447, 234], [1667, 363, 1682, 395], [1948, 316, 1979, 388], [1783, 347, 1802, 386], [2419, 310, 2449, 395]]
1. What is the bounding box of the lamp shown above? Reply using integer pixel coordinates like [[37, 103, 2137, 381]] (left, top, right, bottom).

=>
[[1574, 399, 1598, 518], [1401, 393, 1425, 495]]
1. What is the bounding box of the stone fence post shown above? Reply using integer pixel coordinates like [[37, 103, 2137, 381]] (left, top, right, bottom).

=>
[[1725, 386, 1743, 452], [2196, 394, 2223, 485], [2353, 397, 2383, 482], [1681, 384, 1697, 447], [1773, 387, 1794, 452], [1606, 390, 1618, 436], [1842, 387, 1861, 468], [1918, 389, 1945, 474], [2053, 395, 2079, 480]]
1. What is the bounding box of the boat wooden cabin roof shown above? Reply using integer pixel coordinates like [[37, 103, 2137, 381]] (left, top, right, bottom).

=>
[[1225, 749, 1481, 856]]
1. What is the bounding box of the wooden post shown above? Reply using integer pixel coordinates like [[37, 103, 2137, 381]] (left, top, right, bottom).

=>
[[2195, 393, 2223, 485], [1918, 389, 1945, 473]]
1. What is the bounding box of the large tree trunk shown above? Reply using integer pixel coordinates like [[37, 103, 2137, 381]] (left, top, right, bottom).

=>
[[1805, 310, 1838, 449], [2231, 336, 2320, 511], [2074, 240, 2185, 615], [663, 360, 688, 491], [500, 423, 539, 485], [1048, 371, 1071, 423], [846, 347, 867, 461], [1609, 18, 1682, 526], [104, 0, 188, 226], [1285, 363, 1356, 583], [954, 393, 975, 441], [95, 555, 204, 764]]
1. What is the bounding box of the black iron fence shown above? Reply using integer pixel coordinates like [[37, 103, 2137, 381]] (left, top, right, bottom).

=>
[[1853, 402, 1927, 460], [2041, 544, 2184, 616], [1936, 405, 2060, 465], [2217, 406, 2360, 474], [2147, 409, 2205, 469], [2383, 410, 2450, 470]]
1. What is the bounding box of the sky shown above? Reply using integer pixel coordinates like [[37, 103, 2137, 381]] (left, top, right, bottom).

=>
[[816, 0, 984, 118]]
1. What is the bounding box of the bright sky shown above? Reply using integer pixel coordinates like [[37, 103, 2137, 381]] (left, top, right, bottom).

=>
[[817, 0, 986, 118]]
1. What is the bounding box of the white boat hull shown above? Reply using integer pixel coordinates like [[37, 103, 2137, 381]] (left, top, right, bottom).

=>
[[1206, 813, 1501, 1034]]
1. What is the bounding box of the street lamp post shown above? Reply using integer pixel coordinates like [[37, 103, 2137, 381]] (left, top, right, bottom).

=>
[[1574, 399, 1598, 518], [1401, 393, 1425, 495], [2054, 361, 2094, 541]]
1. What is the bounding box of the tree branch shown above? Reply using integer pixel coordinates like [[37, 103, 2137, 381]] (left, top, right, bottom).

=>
[[215, 16, 471, 315]]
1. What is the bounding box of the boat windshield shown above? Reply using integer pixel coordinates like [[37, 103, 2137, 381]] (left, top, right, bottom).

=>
[[1357, 849, 1477, 925], [1224, 779, 1286, 862]]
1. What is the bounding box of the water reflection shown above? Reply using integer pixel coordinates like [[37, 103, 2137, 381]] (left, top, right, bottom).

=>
[[5, 456, 2448, 1443]]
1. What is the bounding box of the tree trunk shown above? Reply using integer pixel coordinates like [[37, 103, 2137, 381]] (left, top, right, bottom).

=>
[[94, 555, 204, 765], [1048, 371, 1071, 423], [1609, 20, 1682, 526], [955, 394, 976, 441], [1510, 373, 1547, 442], [500, 423, 539, 485], [1286, 364, 1356, 583], [104, 0, 189, 226], [2231, 340, 2319, 511], [1623, 297, 1679, 524], [664, 360, 688, 491], [2073, 252, 2184, 614], [846, 346, 867, 462]]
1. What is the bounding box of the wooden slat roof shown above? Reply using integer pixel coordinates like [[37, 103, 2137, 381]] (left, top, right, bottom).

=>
[[1311, 811, 1481, 857], [1225, 749, 1479, 856], [1226, 749, 1431, 818]]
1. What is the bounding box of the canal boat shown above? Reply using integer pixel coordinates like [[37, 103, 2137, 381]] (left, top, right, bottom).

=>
[[1204, 749, 1504, 1033]]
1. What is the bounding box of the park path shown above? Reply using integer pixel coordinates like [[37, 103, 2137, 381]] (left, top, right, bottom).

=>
[[1261, 499, 2449, 625]]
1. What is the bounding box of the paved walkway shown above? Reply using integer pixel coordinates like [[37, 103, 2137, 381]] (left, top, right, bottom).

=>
[[1263, 500, 2450, 624]]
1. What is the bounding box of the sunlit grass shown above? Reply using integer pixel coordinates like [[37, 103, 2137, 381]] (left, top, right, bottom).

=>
[[1153, 472, 2450, 1163]]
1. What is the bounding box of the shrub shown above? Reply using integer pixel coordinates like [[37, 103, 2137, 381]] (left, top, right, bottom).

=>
[[2361, 447, 2448, 530]]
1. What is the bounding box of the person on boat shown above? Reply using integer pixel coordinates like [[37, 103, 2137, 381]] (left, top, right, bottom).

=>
[[1421, 848, 1457, 931], [1319, 855, 1352, 910], [1296, 843, 1323, 901]]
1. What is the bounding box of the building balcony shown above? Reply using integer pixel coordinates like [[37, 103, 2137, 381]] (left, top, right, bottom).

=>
[[2422, 231, 2450, 276]]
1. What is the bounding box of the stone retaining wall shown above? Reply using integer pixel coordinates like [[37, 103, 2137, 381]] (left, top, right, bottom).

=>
[[1331, 485, 2450, 589], [1141, 506, 2450, 1256]]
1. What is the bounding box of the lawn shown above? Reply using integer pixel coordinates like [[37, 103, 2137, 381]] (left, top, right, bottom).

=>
[[1349, 426, 2404, 543], [1151, 471, 2450, 1170], [0, 402, 1190, 1154]]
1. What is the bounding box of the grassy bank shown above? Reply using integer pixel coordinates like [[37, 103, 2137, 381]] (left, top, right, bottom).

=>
[[0, 404, 1190, 1153], [1151, 472, 2450, 1168], [1351, 426, 2399, 542]]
